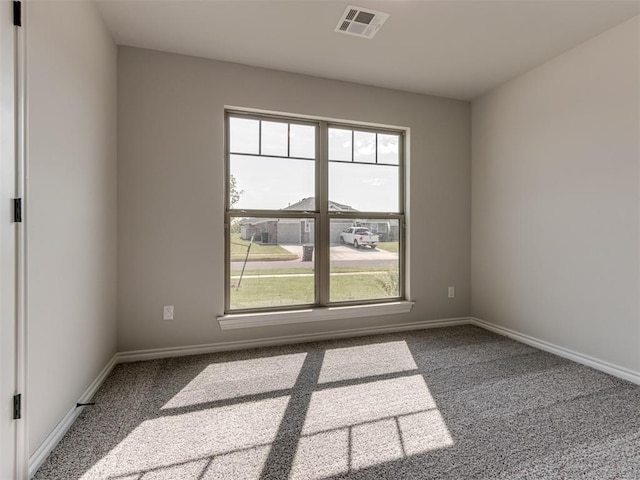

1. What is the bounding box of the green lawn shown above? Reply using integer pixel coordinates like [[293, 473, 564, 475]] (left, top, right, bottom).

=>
[[230, 270, 399, 309], [231, 267, 313, 276], [330, 272, 398, 301], [230, 233, 298, 262], [230, 276, 315, 309], [229, 234, 400, 308], [230, 266, 387, 276]]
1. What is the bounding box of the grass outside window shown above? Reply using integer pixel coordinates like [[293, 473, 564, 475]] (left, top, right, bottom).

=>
[[230, 233, 298, 262], [231, 267, 399, 308]]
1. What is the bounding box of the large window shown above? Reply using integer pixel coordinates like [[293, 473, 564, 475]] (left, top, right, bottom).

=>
[[226, 111, 404, 313]]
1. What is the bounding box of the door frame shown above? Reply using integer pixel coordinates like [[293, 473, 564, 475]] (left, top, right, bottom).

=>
[[1, 1, 28, 478]]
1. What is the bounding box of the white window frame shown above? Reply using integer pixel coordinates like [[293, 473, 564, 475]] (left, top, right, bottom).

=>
[[222, 110, 411, 325]]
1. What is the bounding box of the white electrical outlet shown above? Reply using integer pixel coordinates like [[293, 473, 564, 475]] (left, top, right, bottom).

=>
[[163, 305, 174, 321], [448, 287, 455, 299]]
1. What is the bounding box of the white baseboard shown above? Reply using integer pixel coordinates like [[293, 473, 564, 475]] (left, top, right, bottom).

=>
[[28, 354, 119, 478], [116, 316, 472, 363], [470, 317, 640, 385]]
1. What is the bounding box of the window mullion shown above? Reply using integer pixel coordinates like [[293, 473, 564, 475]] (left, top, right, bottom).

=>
[[318, 122, 330, 305], [224, 113, 231, 311]]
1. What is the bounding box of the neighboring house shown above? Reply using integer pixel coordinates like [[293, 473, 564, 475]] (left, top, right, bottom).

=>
[[239, 197, 399, 244], [239, 217, 309, 244], [240, 197, 352, 244], [363, 220, 398, 242], [240, 220, 279, 244]]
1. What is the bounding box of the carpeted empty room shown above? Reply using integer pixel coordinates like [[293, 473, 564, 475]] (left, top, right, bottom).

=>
[[5, 1, 640, 478], [34, 326, 640, 479]]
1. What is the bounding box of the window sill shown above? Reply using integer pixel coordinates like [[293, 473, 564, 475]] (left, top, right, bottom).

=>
[[218, 301, 414, 330]]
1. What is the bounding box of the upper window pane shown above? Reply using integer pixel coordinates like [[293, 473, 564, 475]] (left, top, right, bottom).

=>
[[229, 117, 259, 154], [353, 131, 376, 164], [290, 124, 315, 159], [230, 155, 315, 211], [329, 162, 399, 213], [329, 128, 352, 162], [261, 121, 288, 157], [378, 134, 399, 165]]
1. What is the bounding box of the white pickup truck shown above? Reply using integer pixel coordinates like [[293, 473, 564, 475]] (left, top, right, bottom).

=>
[[339, 227, 379, 249]]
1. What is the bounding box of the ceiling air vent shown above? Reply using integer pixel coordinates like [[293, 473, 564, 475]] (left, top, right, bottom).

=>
[[334, 5, 389, 39]]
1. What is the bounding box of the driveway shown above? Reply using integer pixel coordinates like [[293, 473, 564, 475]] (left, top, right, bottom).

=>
[[280, 243, 397, 261], [329, 245, 397, 261]]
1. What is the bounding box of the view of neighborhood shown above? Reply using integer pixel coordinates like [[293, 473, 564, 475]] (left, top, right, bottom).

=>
[[229, 213, 401, 310], [238, 197, 399, 245]]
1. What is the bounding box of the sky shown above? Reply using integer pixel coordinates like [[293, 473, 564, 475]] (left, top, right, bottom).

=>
[[229, 117, 400, 212]]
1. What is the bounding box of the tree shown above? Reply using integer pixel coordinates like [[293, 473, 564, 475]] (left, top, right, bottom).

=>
[[230, 174, 243, 208], [229, 174, 244, 234]]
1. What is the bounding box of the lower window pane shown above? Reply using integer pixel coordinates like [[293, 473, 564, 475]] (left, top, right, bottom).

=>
[[230, 217, 315, 310], [330, 219, 400, 302]]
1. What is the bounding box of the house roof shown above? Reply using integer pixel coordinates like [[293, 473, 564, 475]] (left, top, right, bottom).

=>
[[239, 198, 357, 225], [284, 197, 357, 212]]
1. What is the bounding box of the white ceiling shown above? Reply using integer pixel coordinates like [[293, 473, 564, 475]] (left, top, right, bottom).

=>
[[96, 0, 640, 100]]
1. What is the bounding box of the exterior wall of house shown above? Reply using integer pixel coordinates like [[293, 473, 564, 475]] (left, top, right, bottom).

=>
[[277, 221, 300, 244]]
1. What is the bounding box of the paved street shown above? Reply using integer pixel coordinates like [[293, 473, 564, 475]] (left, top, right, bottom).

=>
[[231, 259, 397, 270], [231, 244, 398, 270], [280, 244, 397, 261]]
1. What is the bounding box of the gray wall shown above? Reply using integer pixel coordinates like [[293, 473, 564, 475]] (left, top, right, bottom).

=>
[[471, 16, 640, 371], [27, 1, 118, 455], [118, 47, 471, 351]]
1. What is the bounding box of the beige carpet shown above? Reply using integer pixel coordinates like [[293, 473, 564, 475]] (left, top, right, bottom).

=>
[[35, 325, 640, 479]]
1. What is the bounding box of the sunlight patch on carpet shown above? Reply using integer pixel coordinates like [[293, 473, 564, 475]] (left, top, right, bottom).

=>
[[291, 375, 454, 478], [290, 429, 350, 480], [318, 341, 417, 384], [303, 375, 436, 434], [398, 410, 454, 455], [351, 418, 404, 469], [162, 353, 307, 409], [200, 445, 271, 479], [82, 397, 289, 479]]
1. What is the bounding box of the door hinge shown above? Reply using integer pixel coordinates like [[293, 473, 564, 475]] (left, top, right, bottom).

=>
[[13, 394, 21, 420], [13, 1, 22, 27], [13, 198, 22, 223]]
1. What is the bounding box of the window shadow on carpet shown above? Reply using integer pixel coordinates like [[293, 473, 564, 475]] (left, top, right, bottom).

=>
[[33, 325, 640, 480]]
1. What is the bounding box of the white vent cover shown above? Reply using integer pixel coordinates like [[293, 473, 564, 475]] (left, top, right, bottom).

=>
[[335, 5, 389, 39]]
